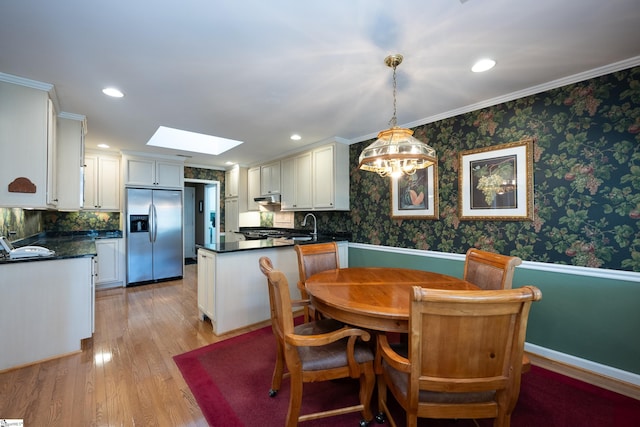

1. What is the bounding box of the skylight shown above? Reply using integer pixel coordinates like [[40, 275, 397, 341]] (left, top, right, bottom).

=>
[[146, 126, 243, 156]]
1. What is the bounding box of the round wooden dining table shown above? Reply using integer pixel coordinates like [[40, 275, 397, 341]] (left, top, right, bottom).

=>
[[305, 267, 479, 333]]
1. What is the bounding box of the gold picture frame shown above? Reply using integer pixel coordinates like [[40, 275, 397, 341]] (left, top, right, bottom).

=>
[[391, 163, 439, 219], [459, 138, 533, 221]]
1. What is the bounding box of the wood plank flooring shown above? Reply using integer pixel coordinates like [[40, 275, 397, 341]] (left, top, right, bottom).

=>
[[0, 264, 269, 426]]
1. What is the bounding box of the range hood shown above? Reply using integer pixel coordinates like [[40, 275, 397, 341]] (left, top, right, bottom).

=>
[[254, 194, 281, 205]]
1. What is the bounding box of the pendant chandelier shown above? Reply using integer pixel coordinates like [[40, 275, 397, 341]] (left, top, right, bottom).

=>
[[358, 54, 437, 178]]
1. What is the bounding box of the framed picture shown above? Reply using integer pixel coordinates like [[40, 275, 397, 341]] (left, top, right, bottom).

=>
[[459, 138, 533, 220], [391, 163, 439, 219]]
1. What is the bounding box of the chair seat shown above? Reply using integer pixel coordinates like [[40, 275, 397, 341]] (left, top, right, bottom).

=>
[[295, 318, 375, 370]]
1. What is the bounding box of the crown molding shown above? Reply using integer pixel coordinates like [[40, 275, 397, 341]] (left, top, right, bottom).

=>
[[351, 56, 640, 145]]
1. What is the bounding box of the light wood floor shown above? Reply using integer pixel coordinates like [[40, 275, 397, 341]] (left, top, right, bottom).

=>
[[0, 263, 269, 426]]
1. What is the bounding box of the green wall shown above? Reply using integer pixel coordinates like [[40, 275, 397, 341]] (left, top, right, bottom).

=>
[[349, 246, 640, 375]]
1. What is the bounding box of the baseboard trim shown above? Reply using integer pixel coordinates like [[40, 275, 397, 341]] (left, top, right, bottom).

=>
[[525, 345, 640, 400]]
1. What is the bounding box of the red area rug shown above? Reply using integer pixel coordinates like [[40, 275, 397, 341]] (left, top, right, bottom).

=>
[[174, 325, 640, 427]]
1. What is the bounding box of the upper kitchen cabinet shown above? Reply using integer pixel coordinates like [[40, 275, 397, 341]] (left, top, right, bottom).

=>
[[281, 152, 312, 210], [224, 165, 248, 242], [260, 161, 280, 195], [224, 165, 247, 199], [123, 154, 184, 188], [247, 166, 260, 211], [56, 114, 86, 210], [84, 151, 120, 211], [280, 140, 349, 211], [312, 142, 349, 210], [0, 77, 58, 209]]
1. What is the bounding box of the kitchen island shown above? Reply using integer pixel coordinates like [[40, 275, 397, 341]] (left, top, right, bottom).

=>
[[197, 237, 347, 335], [0, 230, 121, 371]]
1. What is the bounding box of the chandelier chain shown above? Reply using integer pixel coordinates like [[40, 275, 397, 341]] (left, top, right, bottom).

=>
[[389, 63, 398, 128]]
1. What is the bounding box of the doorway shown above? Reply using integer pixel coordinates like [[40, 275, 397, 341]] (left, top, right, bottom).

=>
[[184, 179, 220, 261]]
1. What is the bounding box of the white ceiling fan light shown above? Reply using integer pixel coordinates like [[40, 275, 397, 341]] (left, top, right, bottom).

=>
[[471, 58, 496, 73]]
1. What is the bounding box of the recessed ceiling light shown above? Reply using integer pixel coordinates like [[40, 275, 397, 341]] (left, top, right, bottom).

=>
[[97, 143, 110, 148], [290, 134, 301, 141], [102, 87, 124, 98], [146, 126, 243, 156], [471, 59, 496, 73]]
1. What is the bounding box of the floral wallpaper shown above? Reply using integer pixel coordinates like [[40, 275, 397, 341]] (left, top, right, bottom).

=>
[[349, 66, 640, 272], [184, 166, 227, 230]]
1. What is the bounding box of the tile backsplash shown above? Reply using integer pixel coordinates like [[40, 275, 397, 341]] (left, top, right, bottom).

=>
[[0, 208, 42, 240], [0, 208, 120, 240], [42, 211, 121, 232]]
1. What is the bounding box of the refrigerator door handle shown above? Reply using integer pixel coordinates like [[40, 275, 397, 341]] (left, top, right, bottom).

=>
[[152, 203, 159, 243], [148, 203, 154, 243]]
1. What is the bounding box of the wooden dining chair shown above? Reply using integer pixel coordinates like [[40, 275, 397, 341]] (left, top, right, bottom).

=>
[[258, 256, 375, 427], [294, 242, 340, 322], [376, 285, 542, 427], [463, 248, 532, 373], [463, 248, 522, 291]]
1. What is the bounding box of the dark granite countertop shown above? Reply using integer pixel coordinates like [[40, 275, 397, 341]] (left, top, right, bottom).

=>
[[0, 230, 122, 264], [198, 234, 348, 254]]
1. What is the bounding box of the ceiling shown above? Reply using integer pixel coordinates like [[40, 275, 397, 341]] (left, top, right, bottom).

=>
[[2, 0, 639, 170]]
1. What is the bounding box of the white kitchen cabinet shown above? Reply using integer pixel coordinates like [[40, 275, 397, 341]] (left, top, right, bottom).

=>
[[224, 197, 240, 241], [247, 166, 261, 211], [224, 165, 248, 242], [281, 152, 312, 210], [0, 257, 94, 371], [123, 155, 184, 188], [46, 98, 58, 207], [0, 79, 57, 209], [224, 165, 247, 198], [260, 161, 281, 195], [197, 248, 215, 321], [197, 246, 299, 334], [84, 152, 120, 211], [312, 142, 349, 210], [95, 238, 124, 288], [280, 141, 349, 211], [56, 114, 85, 210]]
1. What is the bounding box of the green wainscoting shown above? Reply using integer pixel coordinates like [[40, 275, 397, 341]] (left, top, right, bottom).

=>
[[349, 245, 640, 376]]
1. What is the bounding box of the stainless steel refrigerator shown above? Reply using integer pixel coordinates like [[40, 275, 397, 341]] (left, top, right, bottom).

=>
[[126, 188, 183, 285]]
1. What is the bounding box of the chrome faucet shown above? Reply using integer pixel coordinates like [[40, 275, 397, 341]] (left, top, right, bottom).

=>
[[302, 213, 317, 240]]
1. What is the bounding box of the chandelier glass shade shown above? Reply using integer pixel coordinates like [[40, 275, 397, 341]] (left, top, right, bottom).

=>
[[358, 54, 437, 178]]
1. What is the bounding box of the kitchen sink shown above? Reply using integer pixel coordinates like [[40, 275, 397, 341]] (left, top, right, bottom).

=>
[[290, 236, 313, 241]]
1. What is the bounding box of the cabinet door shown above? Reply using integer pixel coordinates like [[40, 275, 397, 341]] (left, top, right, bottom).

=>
[[155, 161, 183, 188], [225, 168, 239, 197], [56, 117, 84, 210], [95, 239, 120, 285], [97, 156, 120, 210], [126, 158, 155, 186], [224, 197, 239, 234], [84, 155, 98, 209], [247, 167, 260, 211], [312, 144, 334, 209], [0, 81, 49, 208], [281, 153, 312, 210], [197, 249, 215, 321], [46, 98, 58, 207], [260, 161, 280, 195]]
